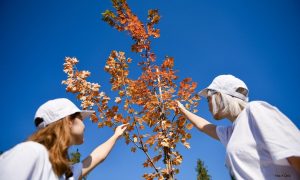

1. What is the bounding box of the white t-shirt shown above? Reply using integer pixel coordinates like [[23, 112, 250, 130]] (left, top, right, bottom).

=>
[[0, 141, 82, 180], [216, 101, 300, 180]]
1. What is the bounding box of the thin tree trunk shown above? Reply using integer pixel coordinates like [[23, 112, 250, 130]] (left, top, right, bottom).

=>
[[157, 68, 174, 180]]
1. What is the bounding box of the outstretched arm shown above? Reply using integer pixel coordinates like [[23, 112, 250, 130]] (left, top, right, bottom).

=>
[[176, 101, 219, 140], [81, 124, 128, 177]]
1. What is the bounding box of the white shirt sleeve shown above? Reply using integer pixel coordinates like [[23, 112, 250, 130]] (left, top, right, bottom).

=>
[[248, 101, 300, 163], [70, 162, 83, 180], [216, 125, 233, 147]]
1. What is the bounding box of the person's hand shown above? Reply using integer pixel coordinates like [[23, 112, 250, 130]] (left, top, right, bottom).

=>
[[176, 100, 186, 112], [114, 123, 129, 139]]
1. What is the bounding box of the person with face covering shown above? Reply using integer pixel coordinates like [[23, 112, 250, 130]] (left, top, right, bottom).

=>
[[177, 75, 300, 179], [0, 98, 128, 180]]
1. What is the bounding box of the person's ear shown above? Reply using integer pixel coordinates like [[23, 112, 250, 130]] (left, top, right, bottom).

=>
[[214, 92, 222, 104], [236, 87, 248, 97], [66, 117, 73, 128], [215, 92, 222, 99]]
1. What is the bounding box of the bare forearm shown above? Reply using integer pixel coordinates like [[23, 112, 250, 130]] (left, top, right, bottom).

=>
[[81, 134, 119, 176], [181, 108, 209, 129], [181, 108, 219, 140], [91, 134, 118, 163]]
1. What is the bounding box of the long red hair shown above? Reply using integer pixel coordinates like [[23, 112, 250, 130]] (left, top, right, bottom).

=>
[[28, 112, 80, 177]]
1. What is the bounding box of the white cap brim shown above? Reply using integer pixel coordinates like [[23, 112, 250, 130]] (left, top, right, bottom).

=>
[[198, 88, 209, 98], [79, 110, 95, 120]]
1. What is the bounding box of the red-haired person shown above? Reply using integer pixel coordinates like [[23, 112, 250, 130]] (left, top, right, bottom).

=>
[[0, 98, 128, 180]]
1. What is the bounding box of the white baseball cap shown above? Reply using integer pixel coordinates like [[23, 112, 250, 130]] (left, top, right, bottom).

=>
[[34, 98, 95, 129], [199, 74, 249, 101]]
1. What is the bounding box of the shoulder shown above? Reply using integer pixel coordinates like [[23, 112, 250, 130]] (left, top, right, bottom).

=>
[[13, 141, 48, 155], [237, 101, 279, 125], [21, 141, 47, 150], [248, 100, 273, 107], [246, 101, 292, 126], [0, 141, 49, 166], [234, 101, 270, 122], [246, 101, 277, 112]]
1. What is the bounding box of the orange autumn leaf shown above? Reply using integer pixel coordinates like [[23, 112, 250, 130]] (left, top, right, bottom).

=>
[[186, 123, 193, 130], [162, 57, 174, 69], [115, 97, 122, 103]]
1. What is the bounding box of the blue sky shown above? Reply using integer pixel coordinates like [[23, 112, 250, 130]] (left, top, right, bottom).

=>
[[1, 0, 300, 179]]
